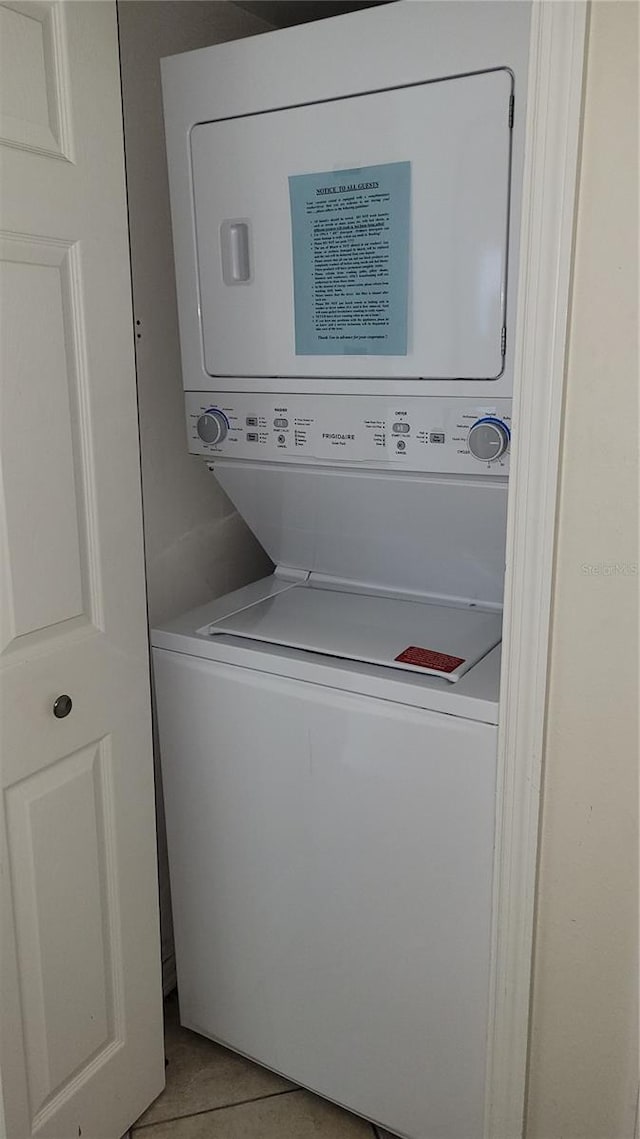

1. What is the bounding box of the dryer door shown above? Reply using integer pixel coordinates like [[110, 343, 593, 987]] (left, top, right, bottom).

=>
[[190, 68, 513, 381]]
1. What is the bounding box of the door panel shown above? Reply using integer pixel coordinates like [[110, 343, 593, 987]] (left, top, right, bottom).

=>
[[0, 3, 164, 1137], [5, 740, 116, 1118], [1, 237, 87, 645], [0, 1, 73, 162]]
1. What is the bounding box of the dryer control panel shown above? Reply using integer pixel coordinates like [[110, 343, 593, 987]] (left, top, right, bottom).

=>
[[185, 394, 511, 475]]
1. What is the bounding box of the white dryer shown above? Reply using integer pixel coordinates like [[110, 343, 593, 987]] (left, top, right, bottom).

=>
[[154, 4, 531, 1137]]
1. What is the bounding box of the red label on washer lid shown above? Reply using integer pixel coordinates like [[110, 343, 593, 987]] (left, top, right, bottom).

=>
[[394, 646, 465, 673]]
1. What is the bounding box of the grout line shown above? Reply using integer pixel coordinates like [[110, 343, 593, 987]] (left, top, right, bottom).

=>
[[132, 1087, 299, 1131]]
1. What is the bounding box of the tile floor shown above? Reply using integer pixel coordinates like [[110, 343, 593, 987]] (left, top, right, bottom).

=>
[[133, 993, 399, 1139]]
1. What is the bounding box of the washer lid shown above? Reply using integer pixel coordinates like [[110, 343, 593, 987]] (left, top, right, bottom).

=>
[[203, 582, 501, 683]]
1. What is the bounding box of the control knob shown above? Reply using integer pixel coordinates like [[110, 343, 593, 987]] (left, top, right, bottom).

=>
[[467, 417, 510, 462], [196, 409, 228, 445]]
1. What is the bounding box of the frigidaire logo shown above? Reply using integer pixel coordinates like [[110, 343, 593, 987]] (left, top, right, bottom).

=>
[[323, 433, 355, 440]]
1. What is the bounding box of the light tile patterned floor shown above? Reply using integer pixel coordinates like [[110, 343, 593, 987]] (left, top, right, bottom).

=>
[[132, 994, 399, 1138]]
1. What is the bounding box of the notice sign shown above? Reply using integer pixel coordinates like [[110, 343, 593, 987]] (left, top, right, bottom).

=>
[[288, 162, 410, 356]]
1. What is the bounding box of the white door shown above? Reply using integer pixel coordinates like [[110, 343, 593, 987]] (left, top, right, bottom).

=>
[[0, 3, 164, 1137]]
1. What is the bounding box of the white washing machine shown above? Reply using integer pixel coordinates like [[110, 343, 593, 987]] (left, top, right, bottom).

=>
[[154, 4, 531, 1137], [153, 581, 501, 1139]]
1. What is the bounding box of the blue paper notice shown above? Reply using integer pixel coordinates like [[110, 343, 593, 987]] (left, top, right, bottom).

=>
[[288, 162, 410, 356]]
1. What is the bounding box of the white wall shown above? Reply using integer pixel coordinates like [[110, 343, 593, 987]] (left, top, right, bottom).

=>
[[526, 4, 639, 1136], [118, 0, 273, 990], [118, 1, 273, 633]]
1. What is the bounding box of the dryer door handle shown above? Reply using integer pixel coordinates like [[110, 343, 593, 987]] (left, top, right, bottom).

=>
[[220, 219, 252, 285]]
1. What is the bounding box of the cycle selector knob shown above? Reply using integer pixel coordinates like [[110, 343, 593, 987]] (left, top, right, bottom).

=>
[[467, 417, 510, 462], [196, 409, 228, 445]]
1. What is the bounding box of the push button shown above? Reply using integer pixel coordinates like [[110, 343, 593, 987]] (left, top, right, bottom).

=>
[[392, 422, 410, 434]]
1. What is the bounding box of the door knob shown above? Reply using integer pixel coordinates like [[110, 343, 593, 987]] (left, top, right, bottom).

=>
[[53, 694, 72, 718]]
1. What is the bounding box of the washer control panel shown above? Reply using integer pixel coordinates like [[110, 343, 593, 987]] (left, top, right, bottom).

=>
[[185, 393, 512, 474]]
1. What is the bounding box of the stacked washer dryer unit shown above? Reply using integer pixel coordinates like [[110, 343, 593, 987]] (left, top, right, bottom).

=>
[[154, 5, 530, 1138]]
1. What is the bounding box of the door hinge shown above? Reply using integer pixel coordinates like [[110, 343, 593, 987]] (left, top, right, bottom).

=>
[[509, 94, 515, 129], [501, 325, 507, 356]]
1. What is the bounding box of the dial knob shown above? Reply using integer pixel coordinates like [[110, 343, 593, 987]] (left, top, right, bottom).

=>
[[196, 409, 228, 445], [468, 417, 510, 462]]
